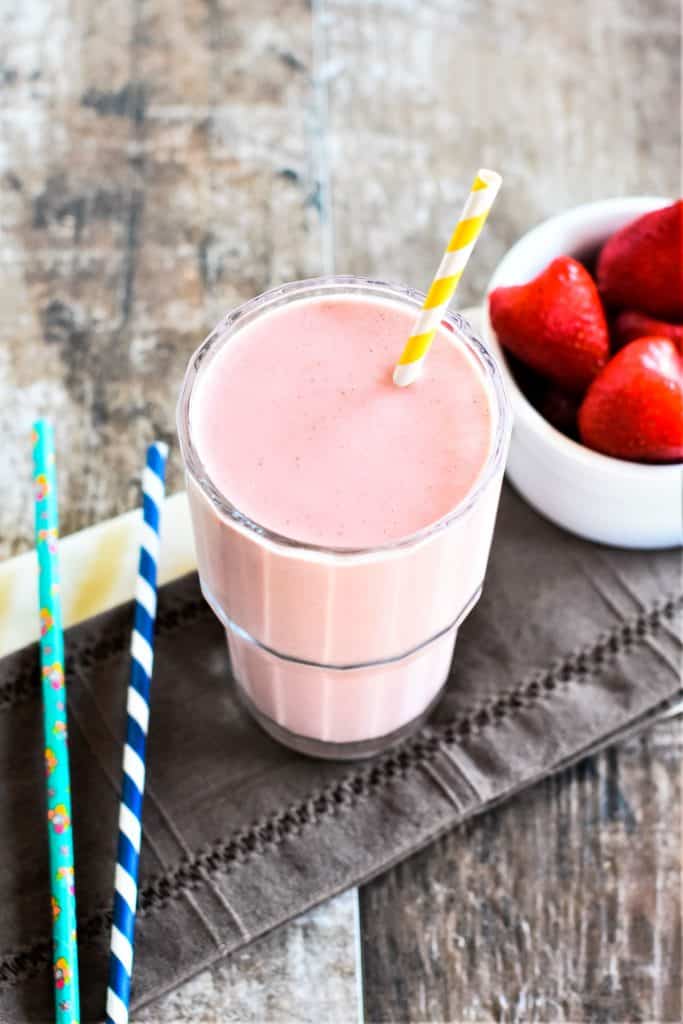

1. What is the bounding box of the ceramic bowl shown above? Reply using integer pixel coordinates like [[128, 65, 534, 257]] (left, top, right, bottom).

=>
[[483, 196, 682, 550]]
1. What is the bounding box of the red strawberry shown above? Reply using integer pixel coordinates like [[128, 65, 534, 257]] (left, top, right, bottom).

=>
[[578, 337, 683, 462], [489, 256, 609, 393], [612, 310, 683, 353], [597, 201, 683, 320]]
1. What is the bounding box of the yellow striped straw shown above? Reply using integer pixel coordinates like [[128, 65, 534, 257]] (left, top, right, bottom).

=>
[[393, 168, 502, 386]]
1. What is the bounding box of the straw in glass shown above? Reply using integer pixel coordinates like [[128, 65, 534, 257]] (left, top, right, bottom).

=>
[[106, 442, 169, 1024], [33, 420, 81, 1024], [393, 169, 502, 386]]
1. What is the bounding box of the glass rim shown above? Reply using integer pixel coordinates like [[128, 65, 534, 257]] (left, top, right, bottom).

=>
[[176, 274, 512, 558]]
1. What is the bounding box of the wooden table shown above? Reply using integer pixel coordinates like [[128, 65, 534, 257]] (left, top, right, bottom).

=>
[[1, 0, 680, 1020]]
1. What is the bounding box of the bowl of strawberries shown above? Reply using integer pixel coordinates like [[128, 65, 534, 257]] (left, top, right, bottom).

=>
[[484, 197, 682, 549]]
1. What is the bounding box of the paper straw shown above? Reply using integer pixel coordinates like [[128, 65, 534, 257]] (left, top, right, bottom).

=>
[[106, 442, 169, 1024], [393, 168, 502, 386], [32, 420, 81, 1024]]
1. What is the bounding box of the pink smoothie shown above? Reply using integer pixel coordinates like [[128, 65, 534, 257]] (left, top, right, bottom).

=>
[[192, 296, 492, 548], [180, 282, 509, 755]]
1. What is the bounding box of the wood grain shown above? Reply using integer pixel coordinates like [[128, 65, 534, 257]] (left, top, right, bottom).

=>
[[360, 724, 683, 1023], [0, 0, 322, 556], [322, 0, 680, 302], [134, 889, 361, 1024]]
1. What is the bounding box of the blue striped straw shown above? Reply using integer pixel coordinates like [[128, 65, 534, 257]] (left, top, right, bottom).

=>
[[106, 442, 168, 1024]]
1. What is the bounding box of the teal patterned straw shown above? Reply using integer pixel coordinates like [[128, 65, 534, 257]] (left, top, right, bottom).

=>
[[32, 420, 80, 1024]]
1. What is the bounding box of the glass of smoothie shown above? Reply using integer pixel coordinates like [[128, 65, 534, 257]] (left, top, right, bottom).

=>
[[177, 276, 511, 759]]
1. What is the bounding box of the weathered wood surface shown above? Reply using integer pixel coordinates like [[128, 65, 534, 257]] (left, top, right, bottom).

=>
[[360, 724, 683, 1023], [1, 0, 680, 1020], [323, 0, 680, 300], [134, 889, 361, 1024], [1, 0, 323, 556]]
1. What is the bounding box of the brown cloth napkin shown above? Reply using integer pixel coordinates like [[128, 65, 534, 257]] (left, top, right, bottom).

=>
[[0, 486, 680, 1022]]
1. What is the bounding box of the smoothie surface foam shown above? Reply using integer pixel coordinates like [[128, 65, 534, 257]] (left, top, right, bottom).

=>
[[191, 294, 493, 548]]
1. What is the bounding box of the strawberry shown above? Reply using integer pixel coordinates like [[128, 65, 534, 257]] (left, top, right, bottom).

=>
[[578, 337, 683, 462], [597, 200, 683, 320], [612, 310, 683, 353], [489, 256, 609, 393]]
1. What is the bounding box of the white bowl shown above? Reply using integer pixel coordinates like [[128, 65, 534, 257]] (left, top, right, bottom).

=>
[[483, 196, 682, 550]]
